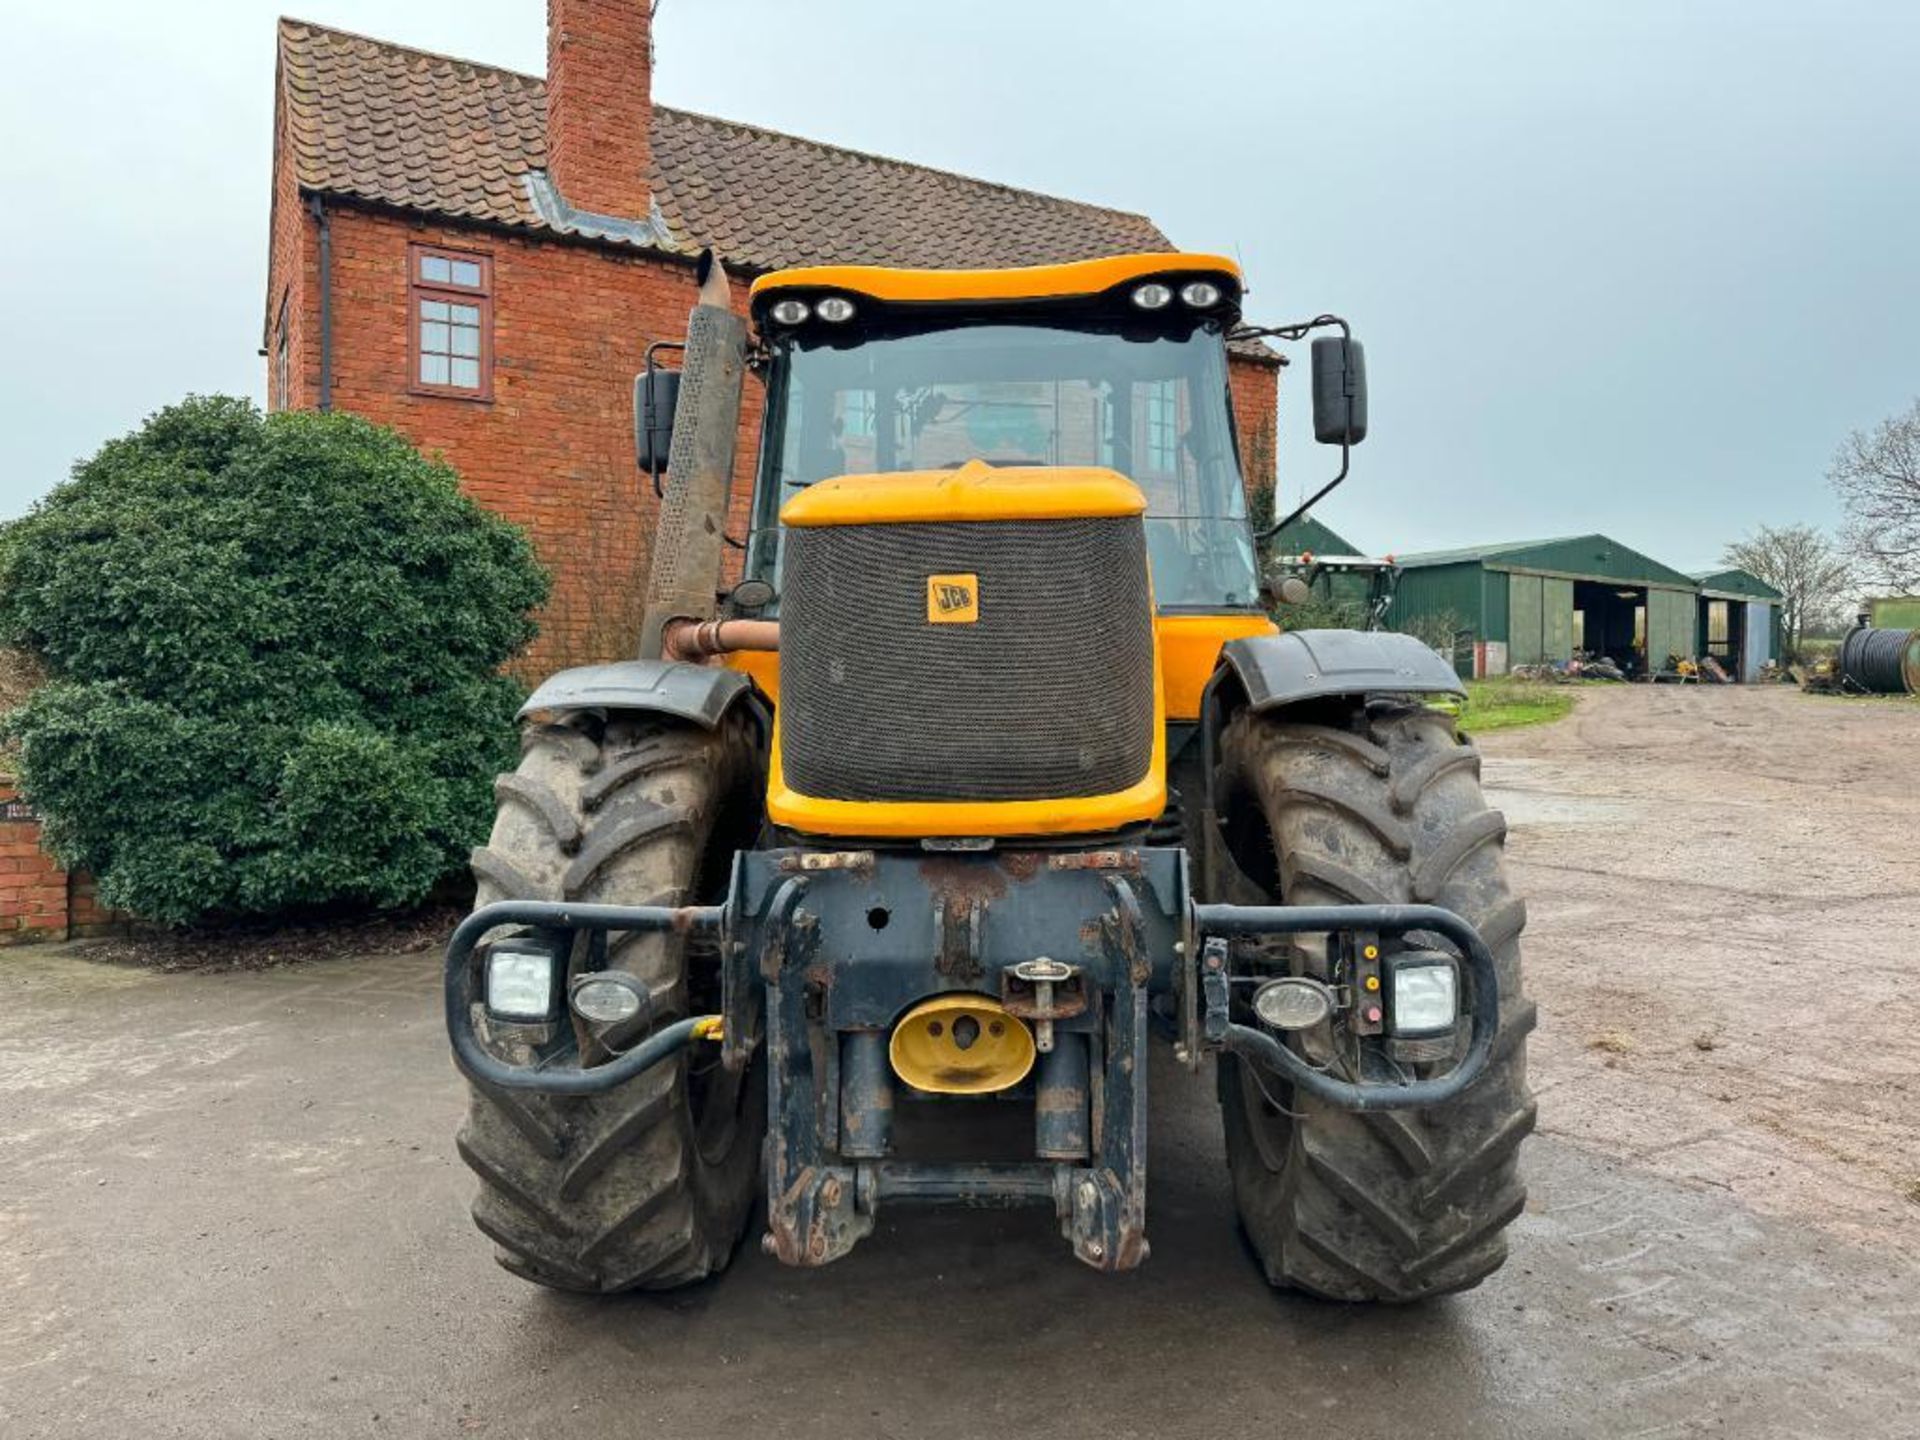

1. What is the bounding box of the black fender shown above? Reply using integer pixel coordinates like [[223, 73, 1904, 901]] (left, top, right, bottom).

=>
[[1191, 629, 1464, 903], [1218, 628, 1464, 711], [516, 659, 755, 729]]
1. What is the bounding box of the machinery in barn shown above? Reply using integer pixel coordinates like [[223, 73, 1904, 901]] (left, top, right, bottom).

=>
[[444, 249, 1533, 1300]]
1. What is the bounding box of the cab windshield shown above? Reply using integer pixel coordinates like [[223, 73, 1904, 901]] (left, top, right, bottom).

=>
[[748, 318, 1261, 611]]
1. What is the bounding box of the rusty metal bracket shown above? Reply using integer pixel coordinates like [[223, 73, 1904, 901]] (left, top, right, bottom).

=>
[[1102, 875, 1150, 988], [1064, 1167, 1148, 1271], [766, 1164, 870, 1267], [934, 891, 986, 984], [1200, 936, 1231, 1046]]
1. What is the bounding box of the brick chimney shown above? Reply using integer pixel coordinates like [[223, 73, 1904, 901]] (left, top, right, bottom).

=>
[[546, 0, 653, 218]]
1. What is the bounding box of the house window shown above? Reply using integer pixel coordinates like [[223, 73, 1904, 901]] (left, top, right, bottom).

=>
[[1143, 379, 1178, 473], [840, 390, 875, 438], [272, 294, 290, 412], [410, 246, 492, 398]]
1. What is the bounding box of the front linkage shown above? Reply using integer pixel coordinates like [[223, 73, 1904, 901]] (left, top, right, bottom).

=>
[[444, 847, 1499, 1273]]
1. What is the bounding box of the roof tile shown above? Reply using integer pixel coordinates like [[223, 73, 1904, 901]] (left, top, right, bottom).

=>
[[277, 19, 1172, 271]]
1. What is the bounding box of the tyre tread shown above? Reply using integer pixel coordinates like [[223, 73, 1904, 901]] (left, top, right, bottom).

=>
[[456, 718, 763, 1293], [1217, 704, 1534, 1303]]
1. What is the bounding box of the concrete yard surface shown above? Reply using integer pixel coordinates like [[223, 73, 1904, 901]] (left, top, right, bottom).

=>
[[3, 685, 1917, 1438]]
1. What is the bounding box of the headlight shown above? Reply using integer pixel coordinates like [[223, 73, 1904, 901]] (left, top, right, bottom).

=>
[[769, 298, 810, 325], [1386, 954, 1459, 1037], [1252, 976, 1334, 1031], [1129, 282, 1173, 310], [815, 295, 856, 323], [485, 942, 559, 1022], [571, 972, 648, 1026], [1179, 280, 1222, 308]]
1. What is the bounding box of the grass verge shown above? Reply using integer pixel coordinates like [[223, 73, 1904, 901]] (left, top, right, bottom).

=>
[[1434, 678, 1578, 734]]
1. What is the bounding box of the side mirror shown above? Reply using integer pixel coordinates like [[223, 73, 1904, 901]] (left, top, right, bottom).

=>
[[1311, 335, 1368, 446], [634, 367, 681, 477]]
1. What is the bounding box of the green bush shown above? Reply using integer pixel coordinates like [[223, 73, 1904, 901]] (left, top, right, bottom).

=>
[[0, 397, 550, 924]]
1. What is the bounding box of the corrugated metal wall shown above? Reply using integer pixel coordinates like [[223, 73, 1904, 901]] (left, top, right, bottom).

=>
[[1647, 587, 1694, 666], [1508, 573, 1576, 664], [1483, 568, 1509, 644], [1387, 541, 1789, 679], [1388, 562, 1485, 639]]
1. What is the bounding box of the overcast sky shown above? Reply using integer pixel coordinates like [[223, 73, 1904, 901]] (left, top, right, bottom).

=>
[[4, 0, 1916, 567]]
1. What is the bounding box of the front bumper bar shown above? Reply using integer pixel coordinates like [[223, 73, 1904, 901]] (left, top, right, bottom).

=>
[[445, 850, 1500, 1270], [1193, 902, 1500, 1112]]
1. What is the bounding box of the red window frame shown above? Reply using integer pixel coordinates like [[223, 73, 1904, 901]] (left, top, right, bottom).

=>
[[272, 292, 291, 412], [409, 244, 494, 401]]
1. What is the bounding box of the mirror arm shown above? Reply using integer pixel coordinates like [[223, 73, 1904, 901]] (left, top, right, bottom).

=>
[[1258, 441, 1349, 543], [1230, 313, 1351, 346], [1234, 313, 1359, 543]]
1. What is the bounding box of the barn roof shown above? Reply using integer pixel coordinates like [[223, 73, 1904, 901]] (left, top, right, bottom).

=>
[[1394, 533, 1700, 589]]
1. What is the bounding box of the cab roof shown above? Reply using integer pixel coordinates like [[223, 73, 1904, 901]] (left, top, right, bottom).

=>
[[750, 251, 1242, 309]]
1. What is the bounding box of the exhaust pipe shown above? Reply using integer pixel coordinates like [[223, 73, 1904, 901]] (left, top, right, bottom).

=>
[[659, 617, 779, 662], [638, 250, 749, 661]]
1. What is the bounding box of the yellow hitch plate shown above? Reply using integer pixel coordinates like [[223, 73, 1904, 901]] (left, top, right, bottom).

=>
[[889, 995, 1036, 1095]]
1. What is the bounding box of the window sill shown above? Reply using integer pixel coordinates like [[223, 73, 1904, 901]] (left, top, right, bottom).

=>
[[409, 384, 494, 405]]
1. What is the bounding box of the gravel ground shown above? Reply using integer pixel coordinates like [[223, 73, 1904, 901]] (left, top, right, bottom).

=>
[[2, 684, 1916, 1438], [1485, 684, 1920, 1262]]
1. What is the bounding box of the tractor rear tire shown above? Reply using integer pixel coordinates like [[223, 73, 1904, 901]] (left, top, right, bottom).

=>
[[456, 710, 764, 1293], [1215, 701, 1535, 1302]]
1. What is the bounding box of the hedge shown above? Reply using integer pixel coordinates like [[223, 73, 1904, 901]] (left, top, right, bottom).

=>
[[0, 397, 550, 924]]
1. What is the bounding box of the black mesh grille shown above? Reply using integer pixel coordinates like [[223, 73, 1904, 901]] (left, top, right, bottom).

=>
[[781, 517, 1156, 803]]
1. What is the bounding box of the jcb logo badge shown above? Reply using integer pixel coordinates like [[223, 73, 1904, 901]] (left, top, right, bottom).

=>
[[927, 573, 980, 624]]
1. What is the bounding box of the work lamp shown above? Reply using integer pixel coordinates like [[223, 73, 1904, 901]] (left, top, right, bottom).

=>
[[1384, 952, 1459, 1038], [571, 971, 648, 1027], [1251, 975, 1334, 1031], [484, 940, 563, 1023]]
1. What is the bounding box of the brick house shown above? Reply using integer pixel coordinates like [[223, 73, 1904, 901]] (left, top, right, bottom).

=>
[[267, 2, 1282, 672]]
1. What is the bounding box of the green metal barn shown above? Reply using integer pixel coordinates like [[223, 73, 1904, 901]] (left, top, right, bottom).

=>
[[1267, 515, 1364, 557], [1386, 534, 1780, 680], [1690, 568, 1785, 679], [1867, 595, 1920, 629]]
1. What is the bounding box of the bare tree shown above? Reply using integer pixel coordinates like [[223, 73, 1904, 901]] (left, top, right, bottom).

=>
[[1392, 607, 1469, 663], [1829, 398, 1920, 591], [1720, 524, 1854, 662]]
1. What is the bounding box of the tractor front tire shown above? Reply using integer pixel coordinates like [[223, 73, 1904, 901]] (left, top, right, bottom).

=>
[[1216, 701, 1536, 1302], [456, 711, 764, 1293]]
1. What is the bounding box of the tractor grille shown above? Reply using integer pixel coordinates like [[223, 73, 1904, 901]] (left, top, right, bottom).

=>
[[780, 516, 1156, 804]]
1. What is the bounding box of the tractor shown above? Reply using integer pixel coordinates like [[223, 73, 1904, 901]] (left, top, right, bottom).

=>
[[1267, 547, 1404, 632], [446, 250, 1532, 1300]]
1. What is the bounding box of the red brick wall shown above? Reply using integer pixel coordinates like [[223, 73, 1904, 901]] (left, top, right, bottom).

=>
[[1229, 353, 1282, 508], [547, 0, 653, 218], [268, 202, 1279, 673], [264, 76, 313, 412], [275, 203, 764, 671], [0, 780, 125, 945], [0, 781, 66, 943], [68, 872, 122, 936]]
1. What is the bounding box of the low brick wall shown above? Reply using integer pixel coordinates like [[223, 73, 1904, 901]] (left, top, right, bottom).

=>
[[0, 779, 127, 944]]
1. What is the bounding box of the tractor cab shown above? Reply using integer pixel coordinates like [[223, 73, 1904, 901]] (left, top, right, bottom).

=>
[[1269, 549, 1402, 631], [742, 254, 1260, 616]]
